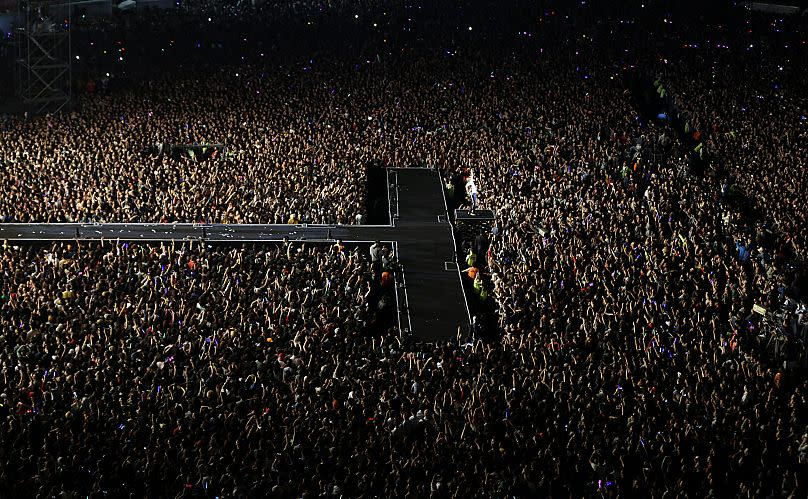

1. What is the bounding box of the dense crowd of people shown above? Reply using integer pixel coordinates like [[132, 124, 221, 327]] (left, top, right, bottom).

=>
[[0, 240, 386, 496], [0, 66, 370, 224], [1, 0, 807, 497], [650, 9, 808, 272]]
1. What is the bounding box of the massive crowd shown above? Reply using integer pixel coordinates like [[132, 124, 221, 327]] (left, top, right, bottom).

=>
[[0, 66, 368, 224], [0, 240, 385, 496], [1, 1, 807, 497], [651, 9, 808, 273]]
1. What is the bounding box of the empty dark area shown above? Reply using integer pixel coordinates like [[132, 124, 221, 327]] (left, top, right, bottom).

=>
[[365, 165, 390, 225]]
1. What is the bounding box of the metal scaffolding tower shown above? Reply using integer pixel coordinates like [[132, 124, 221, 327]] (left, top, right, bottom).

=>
[[15, 0, 72, 115]]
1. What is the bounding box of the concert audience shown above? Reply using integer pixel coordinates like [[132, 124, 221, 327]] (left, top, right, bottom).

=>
[[1, 1, 806, 498], [650, 9, 808, 269]]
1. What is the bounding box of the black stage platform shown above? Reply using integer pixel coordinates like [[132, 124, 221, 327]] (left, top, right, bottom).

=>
[[454, 209, 496, 221], [392, 169, 470, 341], [0, 168, 469, 342], [453, 209, 497, 245]]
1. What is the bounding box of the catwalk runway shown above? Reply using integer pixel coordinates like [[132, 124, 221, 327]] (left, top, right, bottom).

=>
[[0, 168, 469, 342]]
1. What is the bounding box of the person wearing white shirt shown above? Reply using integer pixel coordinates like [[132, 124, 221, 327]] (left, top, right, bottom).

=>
[[465, 176, 479, 215]]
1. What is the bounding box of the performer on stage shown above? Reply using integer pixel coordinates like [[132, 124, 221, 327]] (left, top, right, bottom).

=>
[[465, 174, 479, 215]]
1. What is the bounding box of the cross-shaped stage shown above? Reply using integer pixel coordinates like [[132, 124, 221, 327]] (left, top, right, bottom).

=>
[[0, 168, 470, 342]]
